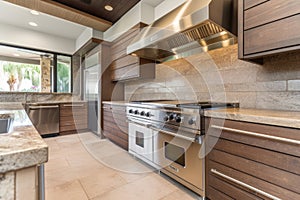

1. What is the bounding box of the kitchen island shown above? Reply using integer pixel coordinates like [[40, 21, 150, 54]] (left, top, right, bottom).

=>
[[0, 103, 48, 200]]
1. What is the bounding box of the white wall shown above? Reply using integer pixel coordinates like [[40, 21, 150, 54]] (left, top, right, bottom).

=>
[[0, 23, 75, 54], [75, 27, 103, 51]]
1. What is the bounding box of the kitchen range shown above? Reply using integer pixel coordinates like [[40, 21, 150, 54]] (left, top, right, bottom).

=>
[[126, 100, 239, 197]]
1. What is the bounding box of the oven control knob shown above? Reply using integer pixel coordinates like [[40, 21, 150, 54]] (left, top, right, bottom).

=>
[[175, 116, 182, 123], [169, 114, 175, 120], [140, 111, 145, 116], [145, 112, 151, 117], [134, 110, 139, 115], [188, 118, 195, 125], [129, 109, 133, 114], [164, 116, 169, 121]]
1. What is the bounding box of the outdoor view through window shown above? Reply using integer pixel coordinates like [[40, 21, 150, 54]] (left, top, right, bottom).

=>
[[0, 45, 71, 93]]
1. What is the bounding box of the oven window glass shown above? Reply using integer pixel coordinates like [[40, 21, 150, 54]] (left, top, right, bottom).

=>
[[136, 131, 144, 148], [164, 142, 185, 167]]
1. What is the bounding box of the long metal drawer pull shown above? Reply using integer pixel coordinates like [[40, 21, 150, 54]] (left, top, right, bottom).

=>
[[150, 126, 195, 143], [211, 169, 281, 200], [211, 125, 300, 145], [29, 105, 59, 109], [63, 104, 84, 107]]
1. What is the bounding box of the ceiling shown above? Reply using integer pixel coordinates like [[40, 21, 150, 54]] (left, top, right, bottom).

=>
[[0, 1, 87, 40], [0, 45, 49, 61], [51, 0, 141, 23]]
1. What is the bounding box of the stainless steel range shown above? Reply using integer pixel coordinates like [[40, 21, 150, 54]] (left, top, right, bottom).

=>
[[127, 100, 239, 198]]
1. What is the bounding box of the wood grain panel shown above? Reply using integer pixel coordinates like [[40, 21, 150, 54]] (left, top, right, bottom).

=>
[[206, 186, 233, 200], [110, 55, 139, 70], [244, 15, 300, 55], [209, 149, 300, 193], [208, 174, 263, 200], [244, 0, 269, 10], [208, 118, 300, 157], [111, 63, 139, 81], [208, 136, 300, 175], [244, 0, 300, 30], [208, 161, 300, 200]]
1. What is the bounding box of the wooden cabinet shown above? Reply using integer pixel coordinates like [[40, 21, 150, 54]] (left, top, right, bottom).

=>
[[238, 0, 300, 61], [102, 103, 128, 150], [110, 23, 155, 81], [59, 102, 88, 133], [205, 118, 300, 200]]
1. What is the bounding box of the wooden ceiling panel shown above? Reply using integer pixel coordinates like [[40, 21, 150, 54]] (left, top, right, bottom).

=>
[[51, 0, 141, 23]]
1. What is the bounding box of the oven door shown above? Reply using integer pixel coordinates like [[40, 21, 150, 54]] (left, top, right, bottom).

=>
[[153, 130, 204, 196], [128, 122, 154, 162]]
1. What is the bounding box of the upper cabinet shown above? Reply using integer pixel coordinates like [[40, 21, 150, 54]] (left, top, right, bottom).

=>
[[238, 0, 300, 62], [110, 23, 155, 82]]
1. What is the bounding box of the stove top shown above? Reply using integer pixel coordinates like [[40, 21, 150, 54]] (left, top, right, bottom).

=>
[[177, 101, 239, 109], [129, 100, 239, 110]]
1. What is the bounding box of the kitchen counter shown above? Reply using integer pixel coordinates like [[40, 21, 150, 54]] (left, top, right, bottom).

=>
[[102, 101, 129, 106], [24, 100, 87, 105], [0, 102, 48, 173], [205, 108, 300, 129]]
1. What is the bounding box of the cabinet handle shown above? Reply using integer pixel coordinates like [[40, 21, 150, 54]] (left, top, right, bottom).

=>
[[63, 104, 84, 107], [211, 125, 300, 145], [210, 169, 281, 200]]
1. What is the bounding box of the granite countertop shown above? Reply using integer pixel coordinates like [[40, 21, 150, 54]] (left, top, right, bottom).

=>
[[205, 108, 300, 129], [102, 101, 129, 106], [0, 103, 48, 173], [24, 100, 87, 105]]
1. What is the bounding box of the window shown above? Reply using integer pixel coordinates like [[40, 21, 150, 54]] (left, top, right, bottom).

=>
[[0, 44, 72, 93]]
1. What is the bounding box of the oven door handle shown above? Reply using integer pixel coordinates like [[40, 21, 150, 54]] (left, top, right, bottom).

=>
[[150, 126, 196, 143], [127, 119, 152, 128]]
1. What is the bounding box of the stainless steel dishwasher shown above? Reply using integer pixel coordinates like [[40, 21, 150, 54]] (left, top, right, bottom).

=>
[[26, 103, 59, 137]]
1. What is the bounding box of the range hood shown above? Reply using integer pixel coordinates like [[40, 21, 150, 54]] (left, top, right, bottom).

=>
[[127, 0, 238, 63]]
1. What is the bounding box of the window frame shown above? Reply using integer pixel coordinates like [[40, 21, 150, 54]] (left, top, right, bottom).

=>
[[0, 43, 73, 94]]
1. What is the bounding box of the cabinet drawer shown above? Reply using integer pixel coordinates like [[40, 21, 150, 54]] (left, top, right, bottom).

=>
[[111, 55, 139, 70], [111, 63, 139, 81], [207, 160, 300, 200], [207, 118, 300, 157], [209, 148, 300, 194], [244, 0, 268, 10], [60, 123, 87, 132], [60, 116, 87, 127], [244, 0, 300, 30], [244, 14, 300, 55]]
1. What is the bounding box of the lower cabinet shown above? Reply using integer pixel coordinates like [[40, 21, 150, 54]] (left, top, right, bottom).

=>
[[59, 102, 88, 133], [205, 118, 300, 200], [102, 104, 128, 150]]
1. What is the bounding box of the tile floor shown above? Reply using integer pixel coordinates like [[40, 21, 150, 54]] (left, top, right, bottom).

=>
[[44, 132, 200, 200]]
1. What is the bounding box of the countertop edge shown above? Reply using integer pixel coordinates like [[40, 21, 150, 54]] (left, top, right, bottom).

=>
[[205, 108, 300, 129]]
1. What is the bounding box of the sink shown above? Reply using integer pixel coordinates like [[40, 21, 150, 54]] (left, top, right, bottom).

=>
[[0, 113, 14, 134]]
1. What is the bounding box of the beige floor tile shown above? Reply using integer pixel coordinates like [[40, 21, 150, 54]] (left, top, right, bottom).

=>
[[92, 174, 177, 200], [79, 167, 127, 199], [45, 157, 70, 172], [46, 180, 88, 200], [160, 189, 199, 200], [45, 133, 200, 200]]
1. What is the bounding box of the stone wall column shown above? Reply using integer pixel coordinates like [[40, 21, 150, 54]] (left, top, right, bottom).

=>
[[40, 56, 51, 92]]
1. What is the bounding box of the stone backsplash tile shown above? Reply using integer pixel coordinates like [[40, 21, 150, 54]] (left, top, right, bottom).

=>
[[288, 80, 300, 91], [124, 45, 300, 111], [256, 92, 300, 111]]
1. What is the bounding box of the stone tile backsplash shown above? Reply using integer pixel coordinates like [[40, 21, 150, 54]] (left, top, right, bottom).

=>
[[124, 44, 300, 111]]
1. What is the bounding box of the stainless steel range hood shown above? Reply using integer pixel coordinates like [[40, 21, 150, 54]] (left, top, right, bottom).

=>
[[127, 0, 238, 63]]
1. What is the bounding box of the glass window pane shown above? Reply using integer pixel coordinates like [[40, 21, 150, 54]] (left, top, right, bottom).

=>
[[56, 55, 71, 93], [0, 61, 41, 92]]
